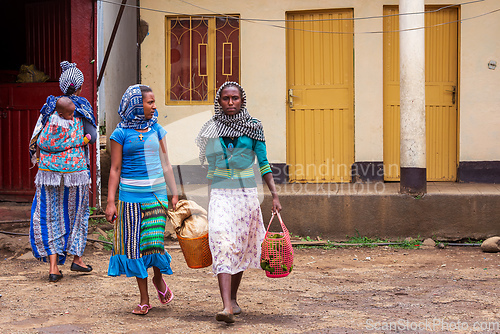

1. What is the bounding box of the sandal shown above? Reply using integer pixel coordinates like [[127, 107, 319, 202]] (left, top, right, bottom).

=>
[[131, 304, 152, 315], [152, 277, 174, 304], [216, 310, 235, 323], [233, 304, 242, 315]]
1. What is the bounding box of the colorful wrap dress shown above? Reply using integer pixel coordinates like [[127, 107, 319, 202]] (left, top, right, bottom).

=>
[[107, 123, 173, 278], [30, 113, 91, 265]]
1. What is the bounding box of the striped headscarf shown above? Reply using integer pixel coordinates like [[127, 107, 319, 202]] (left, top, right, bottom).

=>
[[195, 81, 265, 164], [116, 84, 158, 129], [59, 61, 84, 95]]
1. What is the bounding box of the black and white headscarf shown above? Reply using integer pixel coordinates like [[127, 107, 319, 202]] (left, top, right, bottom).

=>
[[59, 61, 84, 95], [195, 81, 265, 164]]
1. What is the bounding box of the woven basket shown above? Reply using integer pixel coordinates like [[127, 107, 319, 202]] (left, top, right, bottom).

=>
[[176, 233, 212, 269], [261, 212, 294, 278]]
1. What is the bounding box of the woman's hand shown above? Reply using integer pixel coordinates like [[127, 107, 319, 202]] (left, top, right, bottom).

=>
[[272, 196, 282, 213], [170, 195, 179, 211], [263, 173, 281, 213], [105, 203, 117, 222]]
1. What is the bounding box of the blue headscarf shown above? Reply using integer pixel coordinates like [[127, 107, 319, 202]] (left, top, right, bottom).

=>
[[116, 84, 158, 129]]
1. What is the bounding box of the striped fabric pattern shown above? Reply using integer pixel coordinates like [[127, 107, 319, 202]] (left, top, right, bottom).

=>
[[213, 166, 255, 179], [119, 173, 166, 193], [113, 200, 167, 259], [260, 164, 272, 175], [140, 201, 168, 255], [113, 201, 142, 259], [59, 61, 84, 95], [30, 183, 90, 264]]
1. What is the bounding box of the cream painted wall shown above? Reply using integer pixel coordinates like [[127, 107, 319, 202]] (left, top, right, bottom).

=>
[[99, 2, 137, 148], [460, 2, 500, 161], [353, 2, 385, 161], [140, 0, 500, 166]]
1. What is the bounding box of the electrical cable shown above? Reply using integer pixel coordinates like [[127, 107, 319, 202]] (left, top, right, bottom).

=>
[[97, 0, 500, 34], [176, 0, 485, 22]]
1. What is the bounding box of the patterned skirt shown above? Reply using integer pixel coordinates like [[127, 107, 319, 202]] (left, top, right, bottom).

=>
[[30, 183, 90, 265], [108, 200, 173, 279], [208, 188, 265, 275]]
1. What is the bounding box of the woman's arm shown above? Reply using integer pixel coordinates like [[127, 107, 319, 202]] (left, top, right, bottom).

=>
[[82, 118, 98, 145], [105, 140, 122, 222], [254, 139, 281, 213], [263, 172, 282, 213], [159, 136, 179, 210]]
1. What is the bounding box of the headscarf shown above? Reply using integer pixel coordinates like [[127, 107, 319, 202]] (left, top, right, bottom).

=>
[[116, 84, 158, 129], [195, 81, 265, 164], [59, 61, 84, 95]]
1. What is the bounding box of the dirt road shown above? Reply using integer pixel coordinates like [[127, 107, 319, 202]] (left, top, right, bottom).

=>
[[1, 232, 499, 334]]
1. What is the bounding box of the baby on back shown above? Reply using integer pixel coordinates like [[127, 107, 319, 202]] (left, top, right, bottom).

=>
[[36, 97, 93, 173], [55, 96, 91, 144]]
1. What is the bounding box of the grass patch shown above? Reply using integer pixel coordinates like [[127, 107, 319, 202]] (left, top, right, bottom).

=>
[[293, 231, 422, 250], [89, 217, 108, 227], [98, 230, 113, 251]]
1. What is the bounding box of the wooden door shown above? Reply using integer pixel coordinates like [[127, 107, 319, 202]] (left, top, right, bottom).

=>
[[286, 9, 354, 183], [383, 6, 459, 181]]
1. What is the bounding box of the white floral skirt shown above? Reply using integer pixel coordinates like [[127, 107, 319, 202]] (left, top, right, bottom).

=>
[[208, 187, 265, 275]]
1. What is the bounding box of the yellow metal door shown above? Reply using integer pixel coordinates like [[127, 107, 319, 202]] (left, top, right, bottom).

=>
[[286, 9, 354, 183], [383, 6, 459, 181]]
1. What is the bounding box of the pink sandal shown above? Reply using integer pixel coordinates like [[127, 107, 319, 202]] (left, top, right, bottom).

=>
[[131, 304, 152, 315], [152, 277, 174, 304]]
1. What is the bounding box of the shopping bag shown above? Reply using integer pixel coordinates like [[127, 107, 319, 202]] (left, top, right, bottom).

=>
[[154, 195, 212, 269], [168, 200, 212, 269], [260, 212, 294, 278]]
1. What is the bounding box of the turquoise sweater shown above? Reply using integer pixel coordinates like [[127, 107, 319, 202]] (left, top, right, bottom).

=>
[[206, 136, 272, 189]]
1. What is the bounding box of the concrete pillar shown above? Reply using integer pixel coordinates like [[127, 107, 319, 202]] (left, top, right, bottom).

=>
[[399, 0, 426, 195]]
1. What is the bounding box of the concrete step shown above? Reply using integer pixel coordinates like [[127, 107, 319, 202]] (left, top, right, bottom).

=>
[[2, 182, 498, 241], [179, 182, 500, 241]]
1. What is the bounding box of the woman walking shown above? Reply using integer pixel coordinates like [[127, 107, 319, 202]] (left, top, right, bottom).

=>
[[196, 81, 282, 323], [29, 61, 97, 282], [105, 84, 178, 315]]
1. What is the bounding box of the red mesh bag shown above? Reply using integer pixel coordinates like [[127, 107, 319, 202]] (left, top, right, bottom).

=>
[[260, 212, 294, 278]]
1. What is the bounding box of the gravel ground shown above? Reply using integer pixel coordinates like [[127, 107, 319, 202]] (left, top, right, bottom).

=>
[[1, 233, 500, 334]]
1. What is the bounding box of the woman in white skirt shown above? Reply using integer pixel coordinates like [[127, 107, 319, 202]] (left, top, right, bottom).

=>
[[196, 81, 282, 323]]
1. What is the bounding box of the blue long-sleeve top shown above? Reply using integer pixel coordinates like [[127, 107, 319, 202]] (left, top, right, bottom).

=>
[[206, 135, 272, 189]]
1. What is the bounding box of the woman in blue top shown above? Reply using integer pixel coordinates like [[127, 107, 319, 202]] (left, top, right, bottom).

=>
[[196, 81, 282, 323], [105, 84, 179, 315]]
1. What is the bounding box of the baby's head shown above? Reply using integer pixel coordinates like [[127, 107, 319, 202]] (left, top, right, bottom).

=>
[[56, 96, 76, 120]]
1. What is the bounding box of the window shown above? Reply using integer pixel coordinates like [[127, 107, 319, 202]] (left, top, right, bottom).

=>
[[166, 16, 240, 104]]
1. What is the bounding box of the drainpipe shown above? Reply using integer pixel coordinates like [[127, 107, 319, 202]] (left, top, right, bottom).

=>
[[399, 0, 426, 195]]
